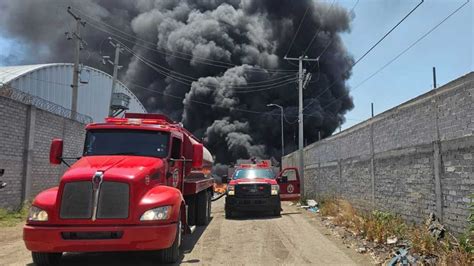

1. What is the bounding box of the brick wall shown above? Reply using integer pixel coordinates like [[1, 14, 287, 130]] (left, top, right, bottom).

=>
[[0, 96, 85, 209], [283, 72, 474, 234]]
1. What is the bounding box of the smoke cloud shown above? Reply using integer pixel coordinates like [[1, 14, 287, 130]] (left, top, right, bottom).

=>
[[0, 0, 354, 164]]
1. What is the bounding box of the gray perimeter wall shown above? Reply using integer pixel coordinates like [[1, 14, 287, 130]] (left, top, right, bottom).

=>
[[283, 72, 473, 234], [0, 96, 85, 209]]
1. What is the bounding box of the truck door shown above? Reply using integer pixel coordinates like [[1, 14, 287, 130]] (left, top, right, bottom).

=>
[[168, 137, 183, 189], [277, 167, 300, 201]]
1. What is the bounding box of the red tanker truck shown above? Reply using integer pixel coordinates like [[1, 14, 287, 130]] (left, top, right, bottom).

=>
[[23, 113, 214, 265]]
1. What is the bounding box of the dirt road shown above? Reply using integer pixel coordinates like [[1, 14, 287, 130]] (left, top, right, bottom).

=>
[[0, 199, 371, 265]]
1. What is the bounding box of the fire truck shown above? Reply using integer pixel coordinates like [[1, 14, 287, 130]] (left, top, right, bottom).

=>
[[23, 113, 214, 265], [224, 159, 300, 218]]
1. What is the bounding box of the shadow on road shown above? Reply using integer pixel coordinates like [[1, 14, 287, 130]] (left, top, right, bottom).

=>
[[228, 210, 301, 221], [26, 220, 211, 266]]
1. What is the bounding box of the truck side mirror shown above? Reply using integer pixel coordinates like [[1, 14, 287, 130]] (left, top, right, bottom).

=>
[[192, 143, 203, 168], [0, 169, 4, 177], [50, 139, 64, 165]]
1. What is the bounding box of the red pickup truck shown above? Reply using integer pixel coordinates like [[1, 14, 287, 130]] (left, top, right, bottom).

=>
[[225, 160, 300, 218]]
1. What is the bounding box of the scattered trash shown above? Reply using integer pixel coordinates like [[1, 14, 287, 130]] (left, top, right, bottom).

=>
[[425, 213, 445, 240], [387, 236, 398, 245], [300, 205, 310, 209], [288, 202, 294, 206], [356, 247, 367, 253], [308, 206, 319, 213], [388, 248, 408, 266], [306, 199, 318, 207], [406, 254, 417, 264]]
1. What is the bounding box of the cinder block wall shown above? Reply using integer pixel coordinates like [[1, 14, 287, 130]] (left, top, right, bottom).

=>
[[283, 72, 473, 234], [0, 96, 85, 209]]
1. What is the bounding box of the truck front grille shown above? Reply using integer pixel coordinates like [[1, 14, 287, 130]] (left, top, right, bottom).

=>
[[235, 183, 271, 198], [60, 181, 129, 219]]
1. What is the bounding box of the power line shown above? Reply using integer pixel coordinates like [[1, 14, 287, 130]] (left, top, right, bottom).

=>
[[352, 0, 424, 67], [303, 0, 425, 111], [118, 41, 299, 93], [72, 7, 298, 74], [303, 0, 336, 55], [321, 0, 470, 110], [285, 5, 310, 57]]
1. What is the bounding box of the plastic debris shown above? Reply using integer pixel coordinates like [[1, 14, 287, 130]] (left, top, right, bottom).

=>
[[308, 206, 319, 213], [388, 248, 408, 266], [387, 236, 398, 245], [288, 202, 294, 206], [356, 247, 367, 253], [306, 199, 318, 207]]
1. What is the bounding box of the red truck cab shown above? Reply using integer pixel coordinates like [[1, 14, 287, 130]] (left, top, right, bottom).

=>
[[23, 113, 214, 265], [224, 160, 300, 218]]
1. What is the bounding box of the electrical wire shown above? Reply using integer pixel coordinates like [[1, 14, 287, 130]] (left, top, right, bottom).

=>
[[321, 0, 470, 110], [72, 7, 298, 74], [352, 0, 424, 67], [119, 41, 299, 93], [285, 5, 311, 57], [303, 0, 336, 55]]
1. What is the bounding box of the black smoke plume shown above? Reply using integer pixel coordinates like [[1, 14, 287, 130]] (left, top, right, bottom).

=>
[[0, 0, 354, 164]]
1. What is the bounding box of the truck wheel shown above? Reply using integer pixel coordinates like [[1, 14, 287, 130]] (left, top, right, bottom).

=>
[[196, 190, 210, 225], [225, 209, 233, 219], [31, 252, 62, 266], [159, 215, 182, 263]]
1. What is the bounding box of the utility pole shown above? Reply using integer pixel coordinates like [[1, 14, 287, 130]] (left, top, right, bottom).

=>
[[104, 38, 123, 117], [371, 102, 374, 118], [432, 67, 437, 89], [66, 7, 86, 120], [284, 55, 318, 198], [267, 104, 285, 160]]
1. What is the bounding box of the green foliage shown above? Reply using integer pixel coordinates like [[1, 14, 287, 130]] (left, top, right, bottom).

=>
[[0, 203, 29, 226]]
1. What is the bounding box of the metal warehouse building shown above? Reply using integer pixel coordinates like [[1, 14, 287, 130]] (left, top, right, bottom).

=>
[[0, 63, 146, 122]]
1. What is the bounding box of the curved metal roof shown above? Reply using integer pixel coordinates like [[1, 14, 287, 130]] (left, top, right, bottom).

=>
[[0, 63, 147, 122]]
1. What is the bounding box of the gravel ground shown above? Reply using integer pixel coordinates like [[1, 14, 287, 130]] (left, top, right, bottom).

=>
[[0, 199, 372, 265]]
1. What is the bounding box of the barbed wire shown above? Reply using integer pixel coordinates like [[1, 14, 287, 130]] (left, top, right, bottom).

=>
[[0, 84, 92, 124]]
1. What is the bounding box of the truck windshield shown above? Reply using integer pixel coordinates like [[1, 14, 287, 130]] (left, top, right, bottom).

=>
[[233, 169, 275, 179], [83, 129, 169, 158]]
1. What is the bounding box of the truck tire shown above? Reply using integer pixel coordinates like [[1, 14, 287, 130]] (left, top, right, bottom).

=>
[[225, 208, 233, 219], [196, 190, 210, 225], [31, 252, 62, 266], [159, 214, 182, 263], [273, 209, 281, 216]]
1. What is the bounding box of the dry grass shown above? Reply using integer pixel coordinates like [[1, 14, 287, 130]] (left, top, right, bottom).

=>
[[318, 198, 473, 265]]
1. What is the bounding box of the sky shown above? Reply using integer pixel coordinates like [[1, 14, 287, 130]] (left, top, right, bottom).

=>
[[0, 0, 472, 132], [336, 0, 473, 130]]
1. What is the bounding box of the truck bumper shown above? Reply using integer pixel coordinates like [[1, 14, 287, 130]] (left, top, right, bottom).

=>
[[23, 223, 177, 253], [225, 195, 281, 212]]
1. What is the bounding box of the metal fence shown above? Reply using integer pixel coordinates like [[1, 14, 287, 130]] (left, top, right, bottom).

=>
[[0, 85, 92, 124]]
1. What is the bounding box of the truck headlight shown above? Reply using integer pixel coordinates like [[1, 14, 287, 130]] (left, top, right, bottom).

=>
[[28, 206, 48, 222], [140, 206, 171, 221], [227, 185, 235, 196], [271, 185, 280, 195]]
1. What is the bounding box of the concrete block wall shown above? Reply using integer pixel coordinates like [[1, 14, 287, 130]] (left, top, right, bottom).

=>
[[283, 72, 474, 234], [0, 96, 86, 209]]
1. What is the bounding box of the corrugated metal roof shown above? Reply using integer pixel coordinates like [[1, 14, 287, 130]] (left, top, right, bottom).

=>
[[0, 64, 62, 84], [0, 63, 147, 121]]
